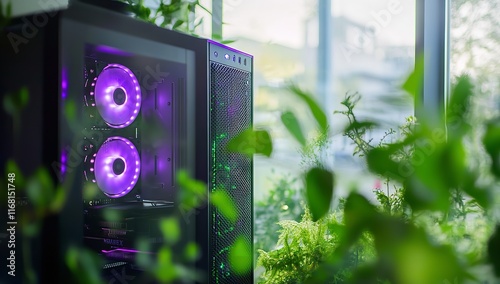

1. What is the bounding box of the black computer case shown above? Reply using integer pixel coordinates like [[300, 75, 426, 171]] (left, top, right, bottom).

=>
[[0, 2, 253, 283]]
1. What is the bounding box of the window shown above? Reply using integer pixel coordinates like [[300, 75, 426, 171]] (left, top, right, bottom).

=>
[[450, 0, 499, 119], [330, 0, 415, 196], [223, 0, 319, 199], [222, 0, 415, 198]]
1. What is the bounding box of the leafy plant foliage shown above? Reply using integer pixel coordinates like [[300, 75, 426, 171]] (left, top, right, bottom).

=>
[[254, 174, 304, 262], [123, 0, 209, 35], [252, 72, 500, 283], [257, 209, 338, 284], [4, 1, 500, 281]]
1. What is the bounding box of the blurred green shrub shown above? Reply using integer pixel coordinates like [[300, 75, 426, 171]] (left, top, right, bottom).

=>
[[254, 174, 304, 261], [257, 207, 379, 284], [251, 70, 500, 283]]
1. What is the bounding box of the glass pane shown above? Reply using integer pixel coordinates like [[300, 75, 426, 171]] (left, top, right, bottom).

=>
[[450, 0, 499, 119], [225, 0, 416, 197], [222, 0, 320, 275], [450, 0, 500, 187], [449, 1, 499, 282], [223, 1, 416, 276], [224, 0, 319, 199], [331, 0, 415, 196]]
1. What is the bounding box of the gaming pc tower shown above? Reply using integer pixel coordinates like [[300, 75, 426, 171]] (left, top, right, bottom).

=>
[[0, 2, 253, 283]]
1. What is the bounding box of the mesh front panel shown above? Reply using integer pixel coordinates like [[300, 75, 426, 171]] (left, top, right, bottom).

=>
[[209, 62, 252, 283]]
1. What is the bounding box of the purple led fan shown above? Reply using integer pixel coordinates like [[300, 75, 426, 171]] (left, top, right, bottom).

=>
[[94, 64, 141, 128], [93, 137, 140, 198]]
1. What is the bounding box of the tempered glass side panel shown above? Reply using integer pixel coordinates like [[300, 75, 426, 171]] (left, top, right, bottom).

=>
[[82, 44, 186, 206], [61, 16, 195, 282]]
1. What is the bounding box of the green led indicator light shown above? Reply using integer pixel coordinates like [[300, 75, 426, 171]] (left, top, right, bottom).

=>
[[216, 133, 227, 139], [218, 247, 229, 254]]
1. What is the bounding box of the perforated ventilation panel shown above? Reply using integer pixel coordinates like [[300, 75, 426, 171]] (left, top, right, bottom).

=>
[[209, 62, 252, 284]]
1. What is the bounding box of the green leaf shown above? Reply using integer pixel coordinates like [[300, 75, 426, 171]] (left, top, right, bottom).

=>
[[226, 128, 273, 157], [21, 222, 41, 238], [65, 247, 78, 271], [404, 176, 447, 213], [158, 248, 172, 266], [173, 19, 184, 29], [220, 39, 236, 45], [373, 218, 465, 284], [103, 209, 121, 222], [305, 167, 335, 221], [483, 120, 500, 177], [366, 145, 405, 182], [135, 238, 153, 268], [440, 141, 466, 188], [211, 190, 238, 223], [26, 167, 55, 214], [461, 171, 491, 209], [402, 54, 424, 99], [129, 3, 151, 21], [374, 190, 391, 213], [156, 247, 178, 282], [0, 1, 12, 20], [160, 217, 180, 244], [5, 160, 25, 188], [176, 170, 207, 211], [343, 193, 377, 241], [447, 75, 473, 138], [64, 99, 77, 123], [349, 264, 380, 284], [184, 242, 201, 262], [488, 225, 500, 277], [403, 133, 467, 212], [448, 75, 473, 115], [281, 111, 306, 146], [177, 170, 206, 195], [3, 87, 29, 116], [83, 183, 100, 201], [229, 236, 252, 275], [343, 196, 466, 283], [288, 85, 328, 133], [50, 186, 67, 212], [65, 247, 105, 284], [403, 145, 451, 212], [344, 121, 378, 134], [212, 33, 223, 41], [197, 3, 211, 15]]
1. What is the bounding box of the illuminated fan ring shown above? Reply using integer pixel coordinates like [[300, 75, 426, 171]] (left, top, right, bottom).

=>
[[94, 64, 141, 128], [93, 137, 140, 198]]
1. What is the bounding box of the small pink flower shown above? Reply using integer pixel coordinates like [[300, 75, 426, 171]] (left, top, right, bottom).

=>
[[374, 179, 381, 190]]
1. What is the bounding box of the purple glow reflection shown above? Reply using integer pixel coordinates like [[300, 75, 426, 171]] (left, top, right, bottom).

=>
[[94, 64, 141, 128], [61, 67, 68, 100], [60, 148, 68, 176], [101, 248, 152, 254], [94, 137, 140, 198], [94, 45, 134, 57]]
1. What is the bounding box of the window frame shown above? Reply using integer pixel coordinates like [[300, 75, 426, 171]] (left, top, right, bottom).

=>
[[415, 0, 450, 124]]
